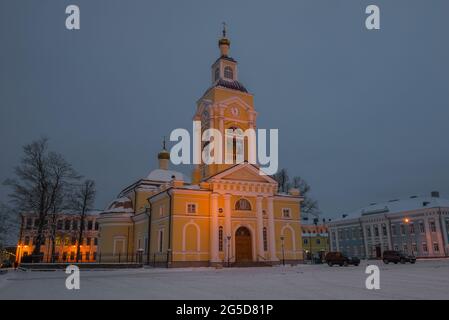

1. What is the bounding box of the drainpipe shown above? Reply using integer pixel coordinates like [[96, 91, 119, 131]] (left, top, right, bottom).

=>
[[145, 202, 152, 265], [167, 189, 173, 268]]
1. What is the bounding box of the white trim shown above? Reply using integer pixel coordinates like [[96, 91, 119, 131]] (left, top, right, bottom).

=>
[[280, 224, 296, 252], [113, 236, 126, 256], [281, 207, 292, 219], [186, 202, 198, 215], [233, 224, 256, 262], [182, 221, 201, 252]]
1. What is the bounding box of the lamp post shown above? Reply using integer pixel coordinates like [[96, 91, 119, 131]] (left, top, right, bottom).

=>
[[167, 248, 172, 268], [280, 235, 285, 266], [403, 218, 412, 255], [227, 236, 231, 267]]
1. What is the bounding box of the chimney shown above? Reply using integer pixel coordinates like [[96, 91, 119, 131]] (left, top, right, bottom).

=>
[[431, 191, 440, 198]]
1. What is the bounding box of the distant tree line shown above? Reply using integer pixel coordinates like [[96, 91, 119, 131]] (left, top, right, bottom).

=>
[[3, 138, 96, 262]]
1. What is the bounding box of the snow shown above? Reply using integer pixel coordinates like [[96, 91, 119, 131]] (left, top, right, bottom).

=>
[[1, 259, 449, 299], [336, 195, 449, 221], [146, 169, 189, 183]]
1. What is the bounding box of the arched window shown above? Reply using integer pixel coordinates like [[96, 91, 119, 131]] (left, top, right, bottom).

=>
[[214, 68, 219, 81], [225, 126, 244, 163], [218, 226, 223, 252], [263, 227, 268, 251], [224, 66, 233, 79], [235, 198, 252, 211]]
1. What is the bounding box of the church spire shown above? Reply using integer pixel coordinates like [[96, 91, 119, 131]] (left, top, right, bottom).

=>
[[218, 22, 230, 57], [157, 136, 170, 170]]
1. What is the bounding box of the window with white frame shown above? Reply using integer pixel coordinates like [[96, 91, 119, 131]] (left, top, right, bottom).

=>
[[374, 225, 379, 237], [403, 244, 408, 252], [409, 223, 415, 234], [382, 224, 387, 236], [282, 208, 291, 218], [412, 243, 417, 253], [394, 244, 399, 251], [433, 242, 440, 252], [224, 66, 233, 79], [218, 227, 223, 252], [422, 242, 428, 253], [235, 198, 251, 211], [263, 227, 268, 251], [187, 203, 197, 214], [429, 220, 436, 232], [159, 205, 165, 217], [419, 221, 425, 233], [366, 226, 371, 237]]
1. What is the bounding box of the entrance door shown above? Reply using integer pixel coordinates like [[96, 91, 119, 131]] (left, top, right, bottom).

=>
[[235, 227, 252, 262]]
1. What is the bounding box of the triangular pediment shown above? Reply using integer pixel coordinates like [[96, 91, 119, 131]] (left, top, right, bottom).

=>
[[208, 163, 277, 184]]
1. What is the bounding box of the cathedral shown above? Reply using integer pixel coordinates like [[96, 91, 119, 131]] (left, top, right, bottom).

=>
[[97, 28, 304, 267]]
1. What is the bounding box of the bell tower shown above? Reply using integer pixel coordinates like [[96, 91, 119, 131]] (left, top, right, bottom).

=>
[[211, 23, 239, 85], [192, 24, 257, 184]]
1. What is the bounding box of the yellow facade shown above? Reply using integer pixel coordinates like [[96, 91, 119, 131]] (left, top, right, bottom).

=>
[[97, 29, 304, 266]]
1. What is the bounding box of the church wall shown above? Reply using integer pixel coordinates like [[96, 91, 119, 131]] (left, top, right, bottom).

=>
[[273, 198, 303, 261], [149, 196, 171, 265], [98, 224, 133, 262], [171, 191, 211, 265]]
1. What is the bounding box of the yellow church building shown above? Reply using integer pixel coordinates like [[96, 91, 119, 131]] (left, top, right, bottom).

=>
[[97, 28, 304, 267]]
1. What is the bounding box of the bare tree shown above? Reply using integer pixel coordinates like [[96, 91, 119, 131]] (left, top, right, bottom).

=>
[[0, 203, 10, 249], [4, 138, 79, 261], [47, 153, 80, 262], [272, 168, 320, 217], [70, 180, 96, 263], [291, 175, 319, 217], [272, 168, 290, 193]]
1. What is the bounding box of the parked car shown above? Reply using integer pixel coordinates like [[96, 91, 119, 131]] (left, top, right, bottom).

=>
[[382, 251, 416, 264], [325, 252, 360, 267]]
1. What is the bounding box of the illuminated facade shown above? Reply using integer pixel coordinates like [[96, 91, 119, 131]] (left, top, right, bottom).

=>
[[16, 211, 100, 263], [301, 223, 329, 260], [328, 192, 449, 259], [97, 29, 304, 267]]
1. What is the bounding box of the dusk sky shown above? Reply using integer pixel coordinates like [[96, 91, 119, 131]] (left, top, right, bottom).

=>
[[1, 0, 448, 219]]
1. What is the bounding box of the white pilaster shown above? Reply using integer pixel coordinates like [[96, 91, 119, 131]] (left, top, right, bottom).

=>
[[441, 214, 449, 256], [267, 197, 278, 261], [210, 193, 219, 262], [335, 228, 340, 252], [224, 193, 231, 236], [434, 216, 445, 257], [424, 216, 434, 256], [385, 220, 392, 250], [256, 196, 264, 260]]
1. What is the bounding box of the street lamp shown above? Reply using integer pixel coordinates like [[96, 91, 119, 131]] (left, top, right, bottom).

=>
[[226, 236, 231, 267], [280, 235, 285, 266], [403, 217, 412, 255]]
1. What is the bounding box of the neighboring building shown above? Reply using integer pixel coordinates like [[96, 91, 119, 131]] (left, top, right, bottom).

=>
[[97, 28, 304, 267], [328, 192, 449, 259], [301, 223, 329, 260], [16, 211, 100, 263]]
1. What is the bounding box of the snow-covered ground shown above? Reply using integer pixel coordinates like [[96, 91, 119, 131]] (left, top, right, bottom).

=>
[[1, 259, 449, 299]]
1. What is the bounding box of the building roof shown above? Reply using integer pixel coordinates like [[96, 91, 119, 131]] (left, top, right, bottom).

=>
[[103, 197, 134, 214], [212, 78, 248, 93], [336, 194, 449, 222], [146, 168, 189, 183]]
